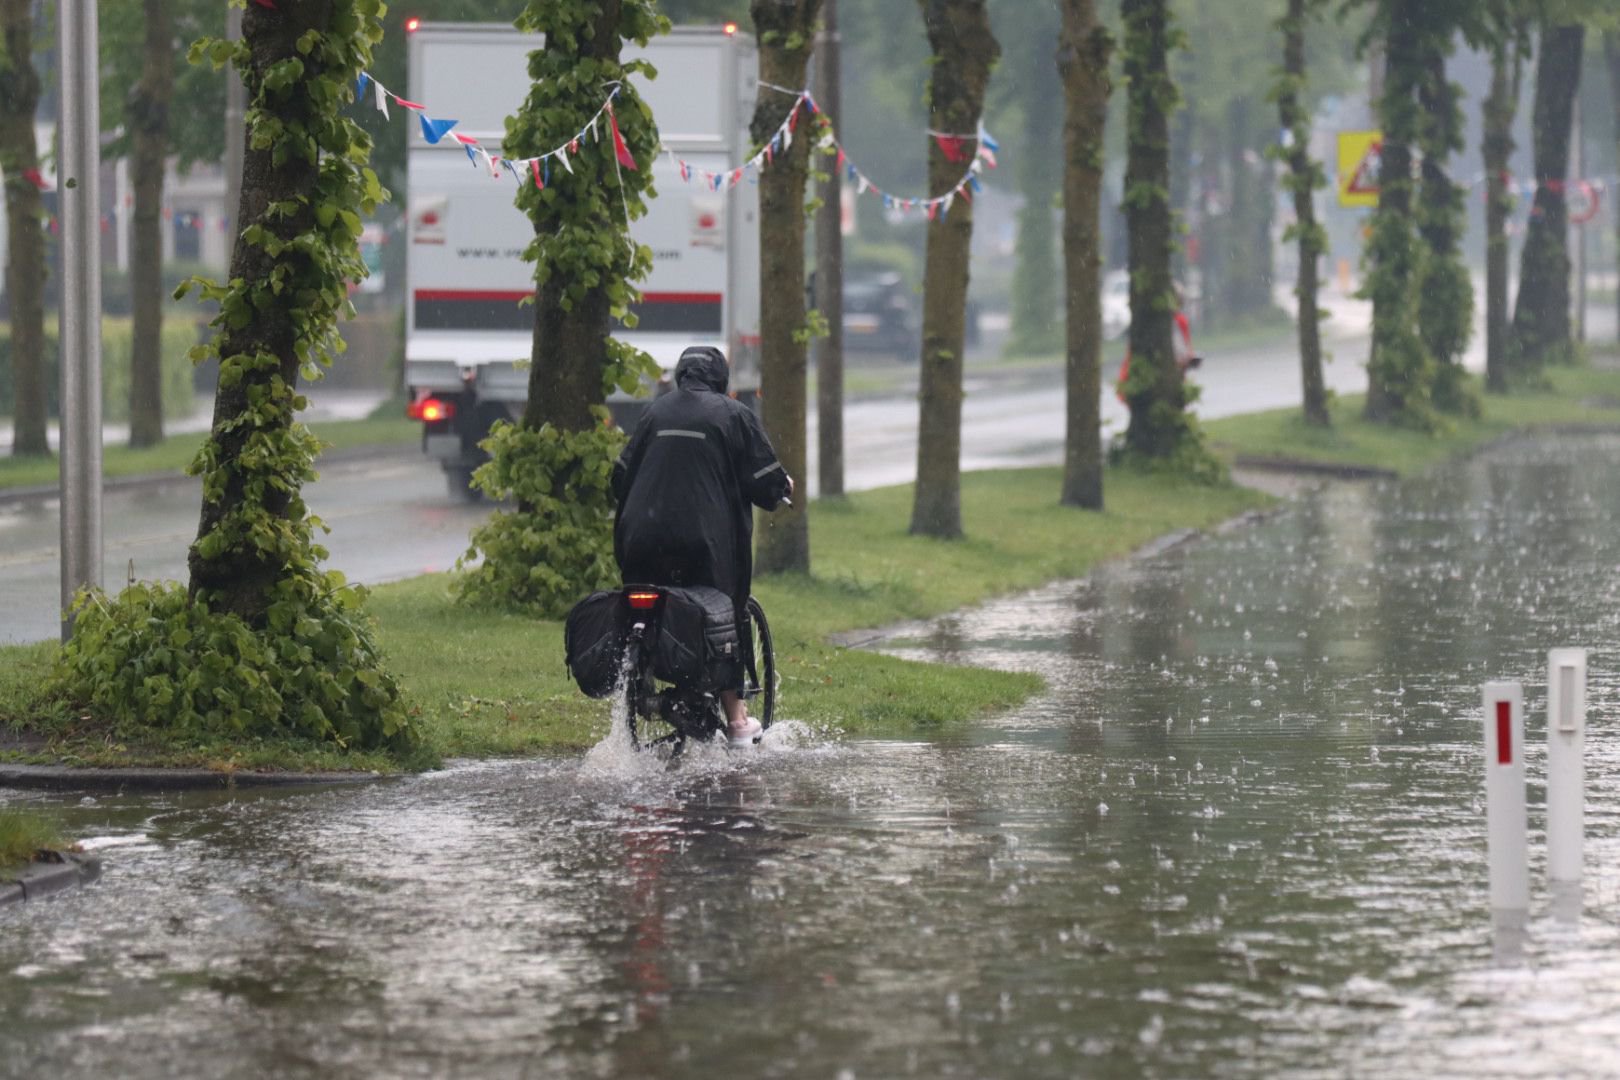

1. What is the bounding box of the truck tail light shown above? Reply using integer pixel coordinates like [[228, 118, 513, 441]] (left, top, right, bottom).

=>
[[627, 590, 660, 610], [407, 396, 455, 422]]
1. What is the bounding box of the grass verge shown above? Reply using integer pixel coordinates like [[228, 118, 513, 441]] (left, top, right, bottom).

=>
[[0, 414, 418, 493], [1205, 366, 1620, 476], [1, 465, 1267, 767], [0, 808, 64, 875]]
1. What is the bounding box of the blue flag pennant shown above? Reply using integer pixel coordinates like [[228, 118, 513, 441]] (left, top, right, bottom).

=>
[[356, 72, 371, 100], [419, 114, 458, 145], [463, 142, 479, 166]]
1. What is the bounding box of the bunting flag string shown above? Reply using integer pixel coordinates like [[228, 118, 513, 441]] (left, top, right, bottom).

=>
[[665, 90, 1000, 220], [352, 69, 627, 187], [348, 72, 1000, 220]]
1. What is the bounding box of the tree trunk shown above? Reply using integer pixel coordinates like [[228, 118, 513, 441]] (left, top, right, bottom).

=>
[[1605, 32, 1619, 348], [909, 0, 998, 539], [127, 0, 174, 449], [1059, 0, 1111, 508], [1008, 8, 1061, 358], [1120, 0, 1184, 458], [750, 0, 821, 573], [188, 0, 337, 619], [1362, 10, 1426, 425], [814, 0, 844, 498], [1482, 23, 1525, 393], [0, 0, 48, 458], [1415, 38, 1474, 416], [1510, 23, 1584, 376], [519, 1, 629, 436], [1278, 0, 1327, 427]]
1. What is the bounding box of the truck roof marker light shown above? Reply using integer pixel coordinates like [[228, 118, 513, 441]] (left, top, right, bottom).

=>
[[405, 16, 421, 32], [407, 396, 454, 422], [723, 22, 738, 35]]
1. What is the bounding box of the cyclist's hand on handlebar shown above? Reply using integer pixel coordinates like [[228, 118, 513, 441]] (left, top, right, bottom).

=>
[[779, 475, 795, 508]]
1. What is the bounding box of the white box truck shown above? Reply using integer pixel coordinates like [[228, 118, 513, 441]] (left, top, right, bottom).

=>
[[402, 23, 761, 496]]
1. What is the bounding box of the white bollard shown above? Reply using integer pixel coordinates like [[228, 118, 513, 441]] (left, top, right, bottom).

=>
[[1483, 681, 1528, 921], [1545, 649, 1586, 897]]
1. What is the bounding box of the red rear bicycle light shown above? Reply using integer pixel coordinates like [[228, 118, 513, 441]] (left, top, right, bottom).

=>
[[627, 591, 660, 610], [407, 396, 454, 422], [405, 16, 421, 33]]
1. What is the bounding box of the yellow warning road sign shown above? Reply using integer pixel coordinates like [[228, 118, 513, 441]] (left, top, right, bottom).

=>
[[1337, 130, 1382, 208]]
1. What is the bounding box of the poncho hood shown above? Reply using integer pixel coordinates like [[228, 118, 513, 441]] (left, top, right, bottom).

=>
[[673, 346, 730, 394]]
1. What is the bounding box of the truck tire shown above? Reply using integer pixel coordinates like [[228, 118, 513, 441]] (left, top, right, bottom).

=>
[[445, 464, 483, 502]]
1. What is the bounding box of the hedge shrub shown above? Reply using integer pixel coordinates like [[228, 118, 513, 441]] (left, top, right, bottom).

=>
[[0, 316, 198, 423]]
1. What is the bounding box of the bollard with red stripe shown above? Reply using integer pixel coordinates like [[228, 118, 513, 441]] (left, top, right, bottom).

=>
[[1482, 681, 1528, 918]]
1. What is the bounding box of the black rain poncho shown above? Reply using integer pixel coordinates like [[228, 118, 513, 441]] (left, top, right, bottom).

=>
[[612, 347, 791, 611]]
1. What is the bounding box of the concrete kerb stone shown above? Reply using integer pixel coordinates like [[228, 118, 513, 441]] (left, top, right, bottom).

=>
[[0, 852, 101, 907], [0, 764, 391, 794]]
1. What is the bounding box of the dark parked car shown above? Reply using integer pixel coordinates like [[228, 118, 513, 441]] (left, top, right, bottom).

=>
[[842, 270, 919, 360]]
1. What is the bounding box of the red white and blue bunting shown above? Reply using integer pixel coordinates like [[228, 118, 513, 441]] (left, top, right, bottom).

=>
[[665, 88, 999, 221], [350, 72, 1000, 222]]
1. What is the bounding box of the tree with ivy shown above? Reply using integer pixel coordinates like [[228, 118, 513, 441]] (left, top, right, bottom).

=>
[[455, 0, 667, 615], [1482, 2, 1529, 393], [1509, 22, 1585, 378], [909, 0, 998, 540], [1273, 0, 1330, 428], [1414, 15, 1478, 417], [1058, 0, 1111, 510], [0, 0, 47, 459], [1358, 0, 1434, 427], [1117, 0, 1214, 475], [749, 0, 822, 572], [56, 0, 417, 756]]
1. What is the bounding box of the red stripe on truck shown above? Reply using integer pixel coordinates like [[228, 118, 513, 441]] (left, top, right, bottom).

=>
[[413, 289, 721, 304]]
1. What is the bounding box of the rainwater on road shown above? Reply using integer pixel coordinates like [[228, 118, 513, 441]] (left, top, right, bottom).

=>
[[5, 432, 1620, 1078]]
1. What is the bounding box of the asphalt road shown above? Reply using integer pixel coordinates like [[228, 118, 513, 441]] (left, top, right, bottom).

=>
[[3, 299, 1614, 645]]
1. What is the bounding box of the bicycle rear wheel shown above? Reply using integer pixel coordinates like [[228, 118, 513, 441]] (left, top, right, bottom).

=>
[[743, 596, 775, 729]]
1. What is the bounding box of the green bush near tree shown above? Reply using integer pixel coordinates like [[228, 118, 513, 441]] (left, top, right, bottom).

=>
[[0, 316, 198, 423]]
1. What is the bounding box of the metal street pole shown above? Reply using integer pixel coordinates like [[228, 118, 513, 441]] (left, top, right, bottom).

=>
[[814, 0, 844, 497], [57, 0, 102, 639]]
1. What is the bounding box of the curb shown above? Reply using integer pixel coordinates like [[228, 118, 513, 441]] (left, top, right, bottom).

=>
[[0, 442, 418, 508], [0, 764, 391, 793], [0, 851, 101, 907]]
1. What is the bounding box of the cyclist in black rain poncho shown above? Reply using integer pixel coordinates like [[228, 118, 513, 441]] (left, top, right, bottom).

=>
[[612, 345, 793, 743]]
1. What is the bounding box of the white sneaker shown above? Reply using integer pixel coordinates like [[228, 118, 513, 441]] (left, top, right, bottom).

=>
[[727, 716, 763, 747]]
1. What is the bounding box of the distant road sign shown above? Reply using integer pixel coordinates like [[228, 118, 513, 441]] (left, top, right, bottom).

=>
[[1337, 130, 1382, 208]]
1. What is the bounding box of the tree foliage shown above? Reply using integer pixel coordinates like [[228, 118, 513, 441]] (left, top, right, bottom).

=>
[[1117, 0, 1219, 479], [57, 0, 416, 756]]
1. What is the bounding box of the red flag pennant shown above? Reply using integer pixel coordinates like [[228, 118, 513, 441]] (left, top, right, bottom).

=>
[[608, 106, 638, 171], [531, 158, 544, 189], [251, 0, 277, 8], [452, 132, 479, 145], [22, 167, 46, 190], [391, 94, 426, 111], [934, 134, 969, 163]]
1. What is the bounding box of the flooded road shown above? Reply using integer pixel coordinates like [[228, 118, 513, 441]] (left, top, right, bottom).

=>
[[5, 433, 1620, 1078]]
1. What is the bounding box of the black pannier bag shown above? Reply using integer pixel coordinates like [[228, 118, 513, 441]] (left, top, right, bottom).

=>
[[564, 590, 629, 698], [653, 585, 740, 691]]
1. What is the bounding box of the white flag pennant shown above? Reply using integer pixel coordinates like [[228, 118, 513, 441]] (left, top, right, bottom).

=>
[[556, 149, 574, 175], [856, 175, 870, 196], [373, 79, 390, 119], [942, 192, 955, 215]]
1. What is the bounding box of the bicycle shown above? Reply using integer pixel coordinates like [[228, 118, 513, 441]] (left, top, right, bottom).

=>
[[617, 584, 776, 757]]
